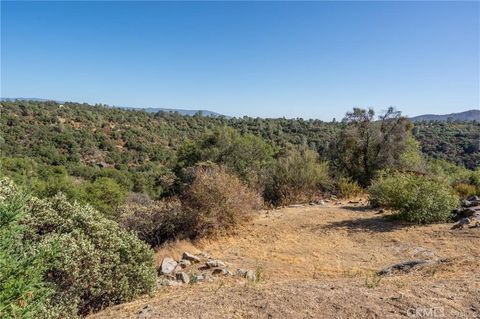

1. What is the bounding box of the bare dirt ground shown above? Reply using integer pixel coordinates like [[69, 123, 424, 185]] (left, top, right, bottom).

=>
[[90, 202, 480, 319]]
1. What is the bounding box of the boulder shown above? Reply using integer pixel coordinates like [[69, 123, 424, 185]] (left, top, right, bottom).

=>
[[206, 259, 226, 268], [182, 252, 201, 263], [237, 268, 256, 281], [451, 218, 470, 230], [157, 278, 181, 287], [212, 268, 229, 276], [377, 260, 430, 276], [176, 272, 190, 284], [160, 256, 178, 275]]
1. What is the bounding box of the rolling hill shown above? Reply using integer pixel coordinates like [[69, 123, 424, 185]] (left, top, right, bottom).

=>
[[410, 109, 480, 122]]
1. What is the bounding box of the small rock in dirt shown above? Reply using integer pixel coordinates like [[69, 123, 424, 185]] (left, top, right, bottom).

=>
[[212, 268, 229, 276], [377, 260, 430, 276], [467, 195, 480, 202], [160, 256, 178, 275], [157, 278, 181, 287], [237, 268, 256, 281], [182, 252, 201, 263], [176, 272, 190, 284], [206, 259, 226, 268], [193, 274, 205, 282], [452, 217, 471, 230], [178, 259, 192, 268]]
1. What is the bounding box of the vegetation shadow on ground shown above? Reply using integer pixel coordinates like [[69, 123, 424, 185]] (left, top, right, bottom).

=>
[[322, 214, 413, 232]]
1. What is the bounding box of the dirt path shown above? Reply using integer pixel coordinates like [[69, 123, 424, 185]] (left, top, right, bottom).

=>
[[90, 203, 480, 319]]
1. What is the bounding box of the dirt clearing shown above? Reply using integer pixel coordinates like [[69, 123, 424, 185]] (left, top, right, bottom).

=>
[[90, 203, 480, 318]]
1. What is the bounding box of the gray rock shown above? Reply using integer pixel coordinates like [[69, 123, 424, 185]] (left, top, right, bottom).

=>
[[193, 274, 205, 282], [206, 259, 226, 268], [452, 217, 471, 230], [237, 268, 256, 281], [157, 278, 181, 287], [377, 260, 430, 276], [182, 252, 201, 263], [467, 195, 480, 202], [160, 256, 178, 275], [212, 268, 229, 276], [176, 272, 190, 284]]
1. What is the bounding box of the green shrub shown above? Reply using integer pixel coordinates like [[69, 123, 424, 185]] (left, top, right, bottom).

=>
[[453, 183, 478, 199], [181, 165, 262, 237], [338, 177, 363, 199], [176, 127, 275, 189], [0, 179, 56, 319], [118, 196, 189, 247], [0, 178, 156, 318], [369, 173, 459, 224], [264, 147, 331, 205], [79, 177, 127, 216]]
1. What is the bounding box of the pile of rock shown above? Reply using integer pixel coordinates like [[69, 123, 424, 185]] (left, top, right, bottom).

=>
[[451, 196, 480, 230], [157, 252, 257, 287]]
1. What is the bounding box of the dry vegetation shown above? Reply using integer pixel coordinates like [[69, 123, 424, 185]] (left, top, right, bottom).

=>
[[90, 201, 480, 319]]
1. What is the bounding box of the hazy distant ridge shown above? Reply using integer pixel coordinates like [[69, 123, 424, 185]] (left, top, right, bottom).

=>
[[410, 110, 479, 122], [1, 97, 225, 117]]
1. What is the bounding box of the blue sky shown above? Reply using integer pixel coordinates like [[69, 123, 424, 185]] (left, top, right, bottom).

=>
[[1, 1, 479, 120]]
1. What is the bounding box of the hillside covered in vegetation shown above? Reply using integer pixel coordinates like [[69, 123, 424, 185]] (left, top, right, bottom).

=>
[[1, 100, 479, 318]]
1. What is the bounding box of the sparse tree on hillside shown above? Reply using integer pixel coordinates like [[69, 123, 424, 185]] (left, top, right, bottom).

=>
[[332, 107, 411, 186]]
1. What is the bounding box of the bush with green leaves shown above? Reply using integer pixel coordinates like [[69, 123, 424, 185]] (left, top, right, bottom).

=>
[[369, 173, 459, 224], [0, 179, 55, 319], [264, 147, 332, 205], [338, 177, 363, 199], [0, 178, 156, 318], [79, 177, 128, 216]]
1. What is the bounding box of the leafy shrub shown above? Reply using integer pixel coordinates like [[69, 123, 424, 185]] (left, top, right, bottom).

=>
[[338, 177, 363, 199], [368, 173, 459, 224], [79, 177, 127, 216], [181, 165, 262, 237], [176, 127, 275, 189], [0, 178, 156, 318], [453, 183, 478, 199], [118, 196, 189, 247], [0, 179, 55, 319], [264, 147, 331, 205]]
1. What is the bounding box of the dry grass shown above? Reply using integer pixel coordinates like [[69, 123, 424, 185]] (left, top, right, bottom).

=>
[[90, 201, 480, 319]]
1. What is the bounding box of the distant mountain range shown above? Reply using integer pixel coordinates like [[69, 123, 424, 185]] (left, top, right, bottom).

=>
[[2, 98, 478, 121], [1, 97, 225, 117], [410, 110, 480, 122]]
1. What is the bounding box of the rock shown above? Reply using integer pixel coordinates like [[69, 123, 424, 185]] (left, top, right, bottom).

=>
[[237, 268, 256, 281], [212, 268, 229, 276], [178, 259, 192, 268], [245, 270, 256, 281], [160, 256, 178, 275], [467, 195, 480, 202], [454, 207, 478, 219], [318, 200, 325, 205], [182, 252, 201, 263], [157, 278, 181, 287], [452, 217, 471, 230], [176, 272, 190, 284], [288, 204, 304, 208], [206, 259, 226, 268], [193, 274, 205, 282], [377, 260, 430, 276]]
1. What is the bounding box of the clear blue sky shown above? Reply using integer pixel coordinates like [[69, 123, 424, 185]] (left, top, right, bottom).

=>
[[1, 1, 479, 120]]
